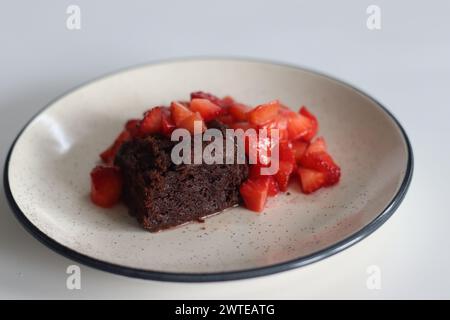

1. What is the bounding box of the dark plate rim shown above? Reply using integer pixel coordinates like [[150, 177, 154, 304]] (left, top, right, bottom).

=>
[[3, 57, 414, 282]]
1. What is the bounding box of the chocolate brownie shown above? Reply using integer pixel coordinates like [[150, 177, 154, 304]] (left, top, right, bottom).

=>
[[114, 121, 249, 232]]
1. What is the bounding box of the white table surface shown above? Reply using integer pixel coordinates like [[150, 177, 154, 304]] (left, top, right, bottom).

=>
[[1, 0, 449, 299]]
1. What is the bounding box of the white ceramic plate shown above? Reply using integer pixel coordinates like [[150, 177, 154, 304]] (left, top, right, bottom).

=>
[[4, 58, 413, 281]]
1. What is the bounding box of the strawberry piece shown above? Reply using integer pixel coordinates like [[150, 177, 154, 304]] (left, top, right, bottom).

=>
[[248, 163, 269, 178], [248, 100, 280, 126], [304, 136, 326, 155], [239, 177, 270, 212], [179, 101, 191, 108], [190, 91, 223, 106], [190, 92, 234, 109], [261, 115, 289, 141], [300, 152, 340, 186], [171, 101, 194, 126], [274, 161, 294, 191], [297, 167, 326, 194], [246, 121, 291, 166], [190, 92, 226, 113], [279, 105, 297, 117], [246, 134, 273, 166], [230, 121, 255, 131], [291, 140, 309, 162], [299, 106, 318, 141], [125, 119, 140, 137], [161, 107, 176, 136], [219, 96, 235, 108], [140, 107, 163, 135], [190, 98, 222, 121], [235, 129, 257, 162], [249, 165, 261, 179], [100, 130, 131, 164], [216, 114, 235, 125], [267, 176, 279, 196], [229, 103, 250, 122], [279, 141, 295, 164], [249, 166, 279, 197], [287, 113, 315, 141], [299, 137, 340, 186], [90, 166, 123, 208], [178, 112, 206, 135]]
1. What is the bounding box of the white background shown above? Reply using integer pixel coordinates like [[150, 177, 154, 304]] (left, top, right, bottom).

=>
[[0, 0, 449, 299]]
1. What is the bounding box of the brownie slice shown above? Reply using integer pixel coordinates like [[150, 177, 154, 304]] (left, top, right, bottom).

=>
[[114, 122, 249, 232]]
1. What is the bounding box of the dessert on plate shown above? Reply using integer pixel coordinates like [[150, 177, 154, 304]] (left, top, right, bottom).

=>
[[90, 91, 341, 232], [114, 120, 248, 232]]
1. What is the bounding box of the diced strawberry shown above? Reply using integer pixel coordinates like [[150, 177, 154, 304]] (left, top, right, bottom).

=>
[[230, 121, 255, 132], [219, 96, 235, 108], [90, 166, 123, 208], [299, 151, 340, 186], [299, 137, 340, 186], [239, 177, 270, 212], [140, 107, 163, 135], [179, 101, 191, 108], [267, 176, 279, 196], [299, 106, 318, 141], [248, 100, 280, 126], [297, 167, 326, 194], [246, 118, 291, 166], [234, 129, 256, 161], [287, 113, 316, 141], [304, 136, 326, 155], [274, 161, 294, 192], [216, 114, 235, 125], [246, 134, 273, 166], [279, 105, 297, 117], [190, 98, 222, 121], [178, 112, 206, 135], [161, 108, 176, 136], [125, 119, 140, 137], [248, 163, 270, 178], [218, 107, 229, 116], [190, 91, 223, 106], [249, 165, 261, 179], [100, 130, 131, 164], [291, 140, 309, 162], [248, 169, 279, 197], [279, 141, 295, 164], [252, 175, 279, 197], [190, 92, 233, 113], [229, 103, 250, 122], [171, 101, 194, 126], [261, 115, 289, 141]]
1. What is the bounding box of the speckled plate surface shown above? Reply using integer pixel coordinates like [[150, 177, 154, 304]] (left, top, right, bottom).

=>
[[4, 58, 413, 281]]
